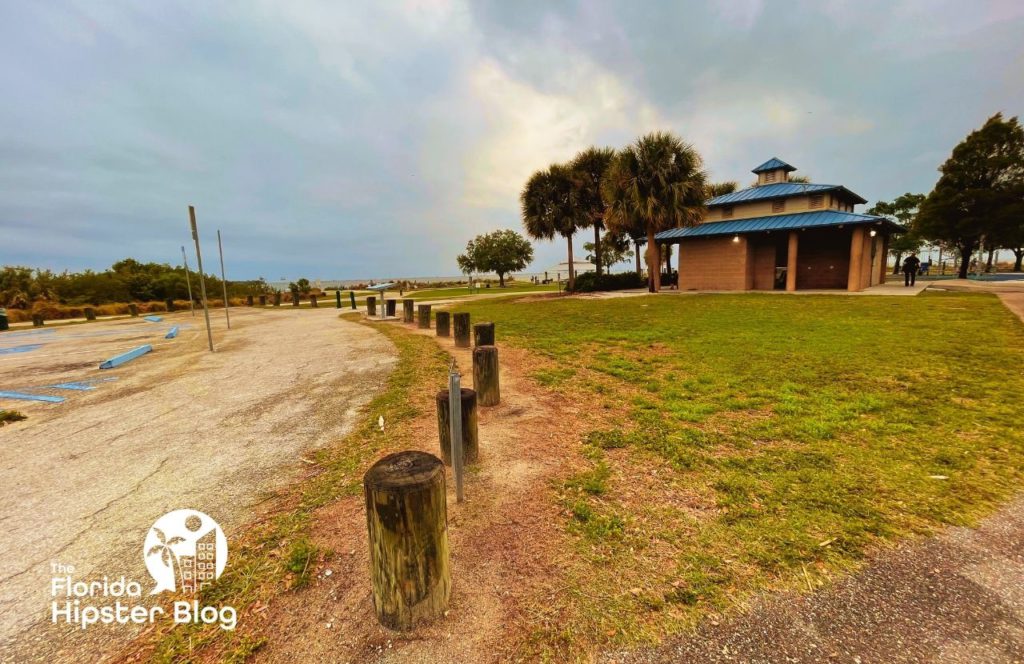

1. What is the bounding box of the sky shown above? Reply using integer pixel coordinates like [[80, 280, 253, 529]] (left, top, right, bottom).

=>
[[1, 0, 1023, 281]]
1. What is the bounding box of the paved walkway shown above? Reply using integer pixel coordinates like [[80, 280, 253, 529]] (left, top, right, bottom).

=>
[[606, 497, 1024, 664]]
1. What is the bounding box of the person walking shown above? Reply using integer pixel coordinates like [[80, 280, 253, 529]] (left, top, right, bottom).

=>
[[902, 253, 921, 287]]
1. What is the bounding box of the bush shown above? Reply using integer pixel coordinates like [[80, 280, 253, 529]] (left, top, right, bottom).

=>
[[569, 271, 647, 292]]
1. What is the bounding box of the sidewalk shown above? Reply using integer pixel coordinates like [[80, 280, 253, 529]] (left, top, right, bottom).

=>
[[606, 496, 1024, 663]]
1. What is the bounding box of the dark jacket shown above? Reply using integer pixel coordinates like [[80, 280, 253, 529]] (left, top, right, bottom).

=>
[[902, 256, 921, 273]]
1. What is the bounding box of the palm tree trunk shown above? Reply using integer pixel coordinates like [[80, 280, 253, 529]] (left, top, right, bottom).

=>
[[593, 224, 602, 276], [566, 236, 575, 290], [647, 230, 660, 292], [635, 238, 642, 276]]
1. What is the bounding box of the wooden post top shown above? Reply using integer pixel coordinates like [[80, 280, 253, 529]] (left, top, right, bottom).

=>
[[364, 450, 444, 493]]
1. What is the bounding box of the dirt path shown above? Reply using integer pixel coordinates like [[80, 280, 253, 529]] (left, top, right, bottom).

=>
[[0, 308, 396, 663], [248, 319, 587, 663], [605, 495, 1024, 663]]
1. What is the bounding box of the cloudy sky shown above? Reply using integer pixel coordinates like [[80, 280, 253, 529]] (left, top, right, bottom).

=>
[[2, 1, 1022, 281]]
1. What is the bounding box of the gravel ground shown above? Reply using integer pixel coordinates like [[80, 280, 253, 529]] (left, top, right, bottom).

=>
[[0, 307, 395, 663], [603, 496, 1024, 664]]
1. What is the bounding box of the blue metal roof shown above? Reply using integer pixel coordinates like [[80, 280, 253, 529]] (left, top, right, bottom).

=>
[[752, 157, 796, 173], [706, 182, 867, 207], [655, 209, 902, 241]]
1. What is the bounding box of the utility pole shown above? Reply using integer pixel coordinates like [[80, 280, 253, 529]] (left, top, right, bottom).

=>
[[217, 230, 231, 330], [181, 246, 196, 317], [189, 206, 215, 352]]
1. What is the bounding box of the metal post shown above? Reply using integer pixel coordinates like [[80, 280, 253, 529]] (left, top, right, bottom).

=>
[[448, 362, 464, 503], [217, 230, 231, 330], [181, 246, 195, 317], [189, 206, 215, 352]]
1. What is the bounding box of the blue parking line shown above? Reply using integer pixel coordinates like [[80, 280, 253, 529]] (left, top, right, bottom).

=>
[[0, 391, 66, 403], [0, 344, 43, 355], [47, 382, 97, 391]]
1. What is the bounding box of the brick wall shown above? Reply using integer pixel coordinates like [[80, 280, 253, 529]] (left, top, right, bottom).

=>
[[677, 236, 751, 290], [751, 241, 778, 290]]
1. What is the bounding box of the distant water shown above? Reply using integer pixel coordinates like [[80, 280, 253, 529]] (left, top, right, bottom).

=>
[[267, 269, 611, 290]]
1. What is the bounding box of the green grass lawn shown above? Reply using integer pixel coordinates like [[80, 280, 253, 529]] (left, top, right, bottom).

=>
[[452, 291, 1024, 649]]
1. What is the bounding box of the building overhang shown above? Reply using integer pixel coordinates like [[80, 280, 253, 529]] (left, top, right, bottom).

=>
[[655, 210, 905, 243]]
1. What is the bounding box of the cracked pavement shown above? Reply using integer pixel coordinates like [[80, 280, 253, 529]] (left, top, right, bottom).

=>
[[0, 308, 395, 662]]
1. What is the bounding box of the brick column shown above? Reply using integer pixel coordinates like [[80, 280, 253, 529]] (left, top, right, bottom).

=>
[[786, 232, 799, 292], [879, 233, 889, 285], [848, 227, 865, 291]]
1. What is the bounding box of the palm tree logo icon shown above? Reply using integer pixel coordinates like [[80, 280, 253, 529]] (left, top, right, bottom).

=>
[[143, 509, 228, 594]]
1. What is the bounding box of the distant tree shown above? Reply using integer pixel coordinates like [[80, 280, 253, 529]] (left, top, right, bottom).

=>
[[521, 163, 579, 289], [584, 232, 633, 270], [456, 230, 534, 287], [569, 147, 616, 276], [706, 181, 739, 198], [867, 193, 926, 273], [602, 132, 707, 292], [917, 113, 1024, 279], [296, 278, 311, 294], [788, 174, 812, 183]]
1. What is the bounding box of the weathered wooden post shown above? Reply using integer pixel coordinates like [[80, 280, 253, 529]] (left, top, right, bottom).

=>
[[246, 294, 254, 306], [367, 296, 377, 316], [473, 322, 494, 347], [259, 294, 267, 306], [310, 294, 318, 308], [453, 313, 471, 348], [84, 307, 96, 321], [435, 312, 450, 337], [128, 303, 139, 317], [335, 290, 342, 309], [417, 304, 431, 329], [165, 298, 175, 312], [274, 292, 282, 307], [435, 388, 479, 465], [403, 299, 415, 323], [364, 451, 451, 631], [473, 346, 500, 406], [350, 291, 357, 309], [386, 299, 397, 317], [32, 313, 44, 327]]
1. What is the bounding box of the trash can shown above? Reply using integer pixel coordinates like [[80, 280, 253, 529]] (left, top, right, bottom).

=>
[[0, 308, 8, 331]]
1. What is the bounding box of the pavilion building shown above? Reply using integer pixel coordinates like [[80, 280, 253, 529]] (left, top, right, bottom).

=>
[[655, 158, 903, 291]]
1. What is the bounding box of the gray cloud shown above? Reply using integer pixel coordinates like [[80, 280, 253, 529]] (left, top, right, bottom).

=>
[[2, 0, 1022, 279]]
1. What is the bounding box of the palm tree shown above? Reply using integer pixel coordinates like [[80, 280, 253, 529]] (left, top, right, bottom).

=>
[[602, 132, 708, 291], [521, 163, 579, 289], [569, 147, 616, 276], [146, 527, 185, 590], [706, 181, 739, 198]]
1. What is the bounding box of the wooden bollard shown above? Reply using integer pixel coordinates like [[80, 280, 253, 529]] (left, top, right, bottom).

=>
[[473, 346, 500, 406], [32, 313, 44, 327], [403, 299, 415, 323], [84, 307, 96, 321], [386, 299, 397, 317], [453, 313, 471, 348], [418, 304, 431, 329], [310, 294, 318, 308], [292, 292, 300, 307], [128, 303, 138, 317], [367, 296, 377, 316], [435, 312, 450, 337], [246, 294, 254, 306], [259, 294, 267, 306], [274, 292, 282, 306], [165, 298, 174, 312], [435, 388, 479, 465], [335, 290, 342, 308], [364, 451, 451, 631], [349, 291, 356, 309], [473, 322, 494, 347]]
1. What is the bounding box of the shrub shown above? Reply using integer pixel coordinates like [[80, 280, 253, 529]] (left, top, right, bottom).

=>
[[569, 271, 647, 292]]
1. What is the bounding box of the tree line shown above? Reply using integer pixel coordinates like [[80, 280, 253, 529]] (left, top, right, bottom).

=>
[[0, 258, 273, 309], [869, 113, 1024, 278]]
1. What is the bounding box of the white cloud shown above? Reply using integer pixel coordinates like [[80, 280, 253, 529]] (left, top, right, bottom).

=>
[[460, 55, 662, 208]]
